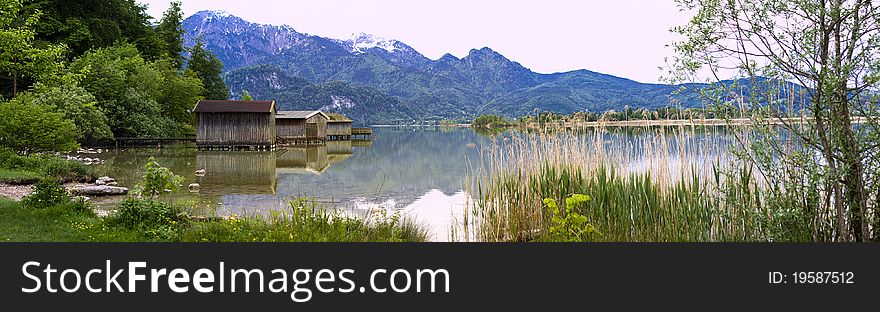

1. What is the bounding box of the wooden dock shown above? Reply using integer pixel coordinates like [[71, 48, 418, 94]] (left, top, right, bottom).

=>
[[276, 138, 326, 146], [115, 137, 195, 148], [351, 127, 372, 140]]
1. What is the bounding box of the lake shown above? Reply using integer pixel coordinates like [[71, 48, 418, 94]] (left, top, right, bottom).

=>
[[81, 126, 736, 241], [84, 127, 491, 241]]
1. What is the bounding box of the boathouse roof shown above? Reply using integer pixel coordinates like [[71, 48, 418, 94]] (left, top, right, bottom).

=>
[[276, 110, 330, 120], [325, 112, 353, 123], [193, 100, 276, 113]]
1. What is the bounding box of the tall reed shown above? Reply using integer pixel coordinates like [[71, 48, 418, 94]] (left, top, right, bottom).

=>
[[461, 125, 810, 242]]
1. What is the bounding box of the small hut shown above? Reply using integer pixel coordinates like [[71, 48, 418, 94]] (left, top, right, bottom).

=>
[[325, 112, 353, 140], [275, 111, 329, 144], [194, 100, 276, 149]]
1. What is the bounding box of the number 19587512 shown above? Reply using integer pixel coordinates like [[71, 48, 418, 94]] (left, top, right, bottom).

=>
[[769, 272, 854, 284]]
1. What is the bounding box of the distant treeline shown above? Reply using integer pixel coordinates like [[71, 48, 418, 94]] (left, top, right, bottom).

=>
[[470, 106, 761, 129]]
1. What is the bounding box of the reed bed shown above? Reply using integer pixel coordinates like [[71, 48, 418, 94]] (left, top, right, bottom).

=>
[[460, 125, 803, 242]]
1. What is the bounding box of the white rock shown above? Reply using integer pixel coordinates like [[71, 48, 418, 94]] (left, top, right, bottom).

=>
[[188, 183, 200, 193], [71, 185, 129, 196], [195, 169, 206, 177]]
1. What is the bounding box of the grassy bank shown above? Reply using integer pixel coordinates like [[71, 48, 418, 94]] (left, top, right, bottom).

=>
[[0, 148, 94, 183], [0, 181, 427, 242], [0, 170, 43, 185], [0, 197, 145, 242], [463, 127, 812, 242]]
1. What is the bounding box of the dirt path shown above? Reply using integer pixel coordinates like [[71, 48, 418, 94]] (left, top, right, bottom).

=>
[[0, 183, 33, 201]]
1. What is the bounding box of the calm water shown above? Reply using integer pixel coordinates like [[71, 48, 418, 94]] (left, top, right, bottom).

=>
[[82, 126, 736, 241], [85, 127, 488, 241]]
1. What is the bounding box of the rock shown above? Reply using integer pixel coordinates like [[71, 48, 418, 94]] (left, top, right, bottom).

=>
[[71, 185, 129, 196], [95, 176, 116, 185], [106, 182, 118, 186], [195, 169, 206, 177], [188, 183, 200, 193]]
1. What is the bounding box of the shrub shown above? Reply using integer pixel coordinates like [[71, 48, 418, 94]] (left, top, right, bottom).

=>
[[132, 158, 184, 197], [22, 179, 70, 208], [35, 155, 91, 181], [0, 97, 79, 153], [543, 194, 600, 242], [105, 198, 189, 240]]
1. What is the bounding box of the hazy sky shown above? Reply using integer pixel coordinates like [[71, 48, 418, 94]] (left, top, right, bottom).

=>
[[138, 0, 691, 83]]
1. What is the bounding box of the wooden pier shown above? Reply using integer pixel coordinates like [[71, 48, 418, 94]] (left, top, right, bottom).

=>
[[351, 127, 373, 140], [276, 138, 326, 146], [196, 144, 275, 151], [115, 137, 195, 148]]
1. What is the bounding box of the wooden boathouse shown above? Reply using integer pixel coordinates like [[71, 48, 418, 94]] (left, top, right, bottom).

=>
[[275, 111, 329, 145], [193, 100, 276, 150], [325, 112, 353, 140]]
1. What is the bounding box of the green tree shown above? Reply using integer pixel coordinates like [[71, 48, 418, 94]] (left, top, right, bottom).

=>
[[156, 58, 203, 135], [187, 38, 228, 100], [68, 43, 189, 138], [667, 0, 880, 241], [0, 0, 65, 97], [25, 0, 165, 60], [0, 96, 78, 153], [28, 78, 113, 144], [240, 90, 253, 101], [156, 1, 184, 69], [472, 114, 509, 128]]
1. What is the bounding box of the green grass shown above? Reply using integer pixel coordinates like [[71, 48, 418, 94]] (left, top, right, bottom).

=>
[[0, 196, 428, 242], [0, 198, 147, 242], [179, 199, 428, 242], [0, 148, 94, 182], [0, 169, 42, 185]]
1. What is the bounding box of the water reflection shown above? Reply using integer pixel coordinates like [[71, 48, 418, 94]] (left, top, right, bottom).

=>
[[196, 151, 277, 195], [276, 146, 330, 174], [87, 126, 737, 241]]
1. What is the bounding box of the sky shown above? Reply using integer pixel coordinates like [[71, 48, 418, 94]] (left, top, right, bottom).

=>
[[138, 0, 692, 83]]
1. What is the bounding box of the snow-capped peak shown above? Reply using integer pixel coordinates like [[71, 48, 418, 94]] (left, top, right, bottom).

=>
[[199, 10, 234, 22], [343, 32, 399, 54], [209, 10, 232, 18]]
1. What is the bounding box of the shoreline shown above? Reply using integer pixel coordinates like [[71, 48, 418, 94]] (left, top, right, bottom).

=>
[[519, 117, 870, 128]]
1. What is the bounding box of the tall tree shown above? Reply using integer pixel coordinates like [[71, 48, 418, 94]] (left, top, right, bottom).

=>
[[0, 0, 65, 98], [187, 37, 228, 100], [24, 0, 164, 60], [156, 0, 184, 69], [69, 43, 201, 138], [667, 0, 880, 241]]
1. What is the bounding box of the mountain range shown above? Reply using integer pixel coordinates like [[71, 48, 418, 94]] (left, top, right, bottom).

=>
[[182, 10, 703, 124]]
